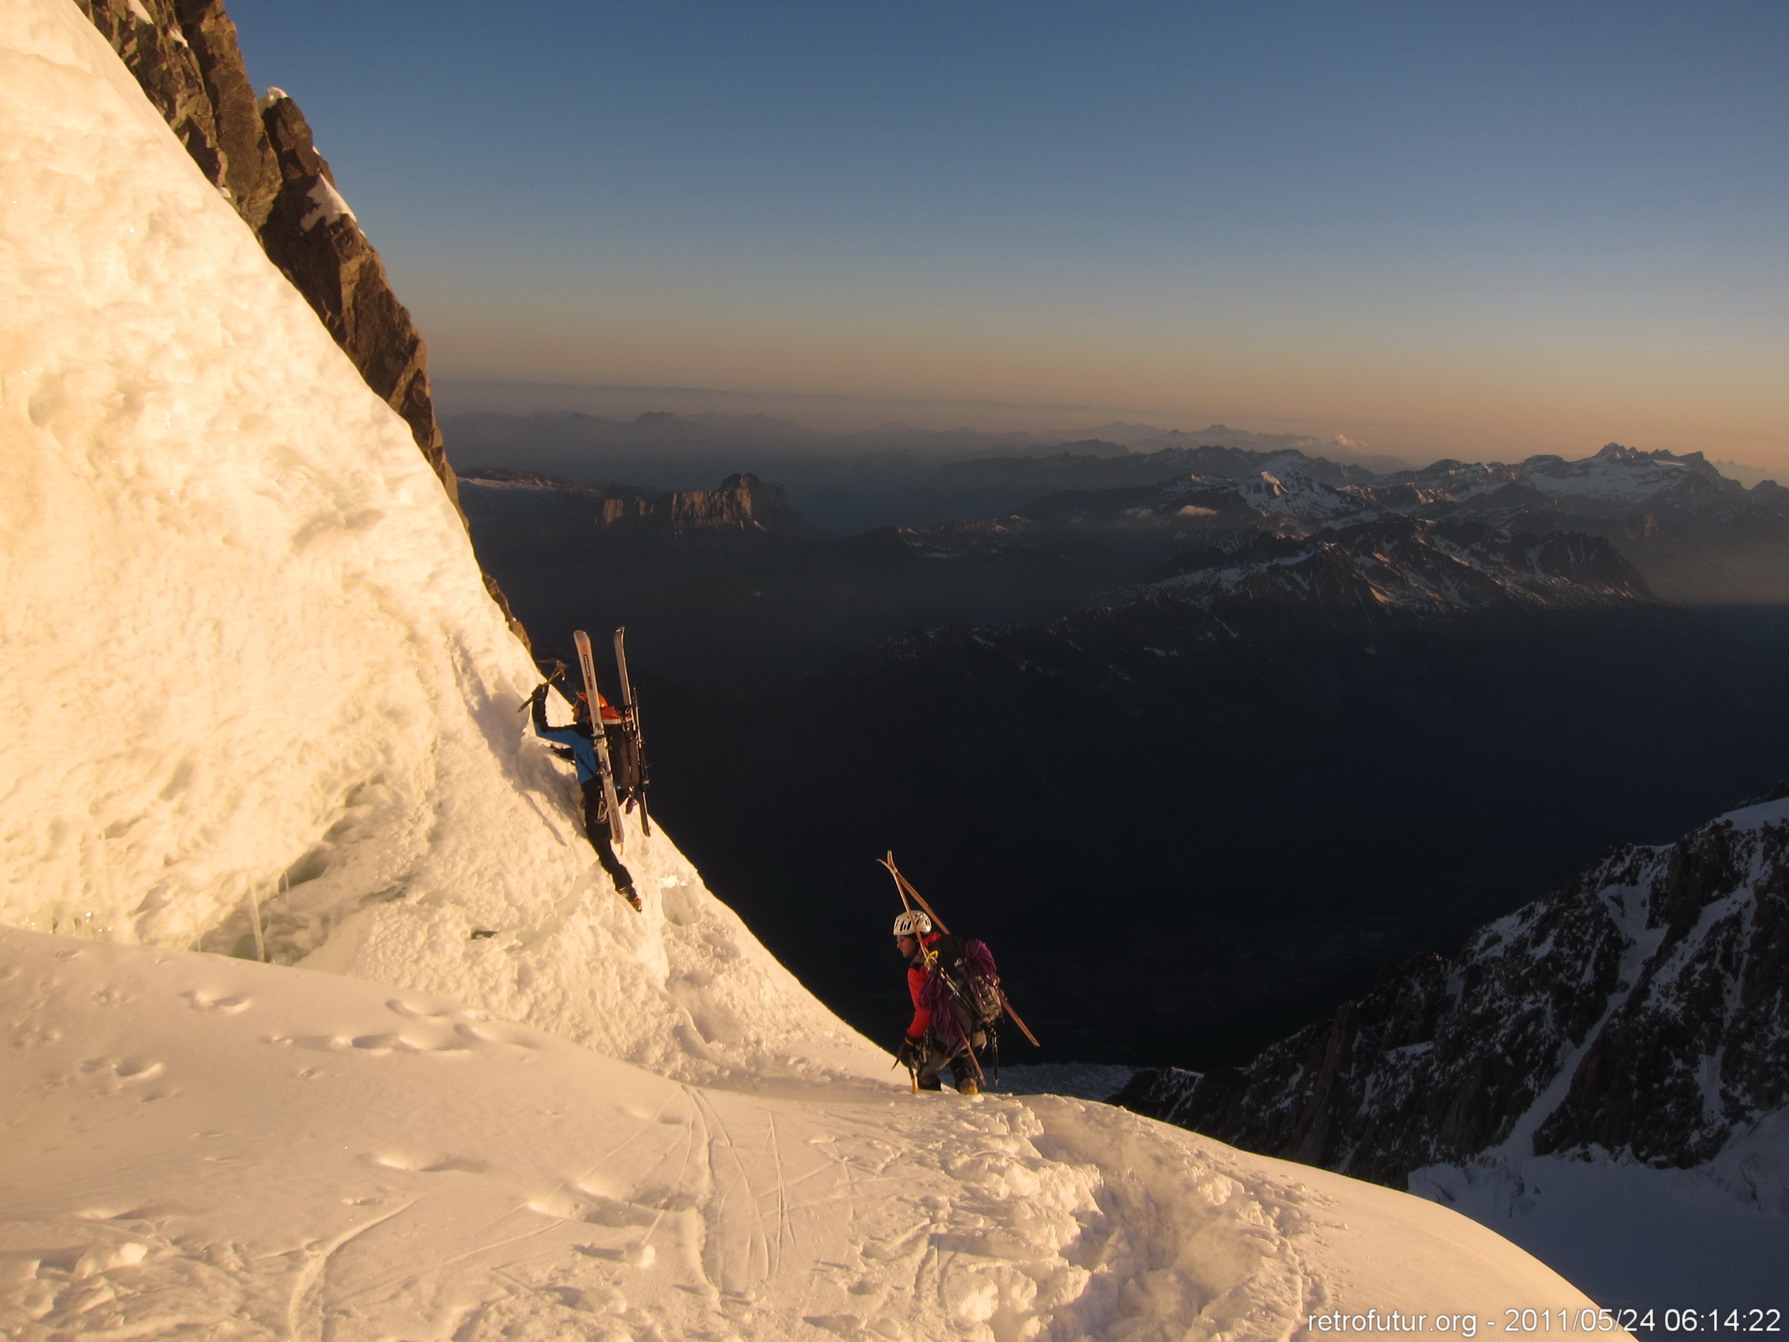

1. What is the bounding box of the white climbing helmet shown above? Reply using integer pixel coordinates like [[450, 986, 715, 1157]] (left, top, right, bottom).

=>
[[892, 910, 932, 938]]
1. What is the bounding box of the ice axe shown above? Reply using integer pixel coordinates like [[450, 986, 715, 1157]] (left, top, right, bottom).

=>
[[517, 658, 568, 712]]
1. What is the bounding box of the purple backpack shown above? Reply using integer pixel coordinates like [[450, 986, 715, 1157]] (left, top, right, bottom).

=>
[[919, 936, 1003, 1045]]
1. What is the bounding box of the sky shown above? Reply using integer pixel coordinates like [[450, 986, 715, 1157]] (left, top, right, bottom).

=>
[[226, 0, 1788, 468]]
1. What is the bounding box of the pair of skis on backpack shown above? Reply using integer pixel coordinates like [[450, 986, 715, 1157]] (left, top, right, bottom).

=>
[[571, 627, 650, 846], [533, 628, 650, 910]]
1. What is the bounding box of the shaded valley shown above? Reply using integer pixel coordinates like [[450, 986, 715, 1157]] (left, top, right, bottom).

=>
[[456, 437, 1789, 1069]]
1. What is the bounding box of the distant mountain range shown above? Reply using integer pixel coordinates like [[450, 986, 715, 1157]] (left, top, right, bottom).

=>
[[444, 408, 1399, 465], [900, 441, 1789, 605], [450, 413, 1789, 597], [938, 439, 1766, 515], [441, 411, 1420, 531]]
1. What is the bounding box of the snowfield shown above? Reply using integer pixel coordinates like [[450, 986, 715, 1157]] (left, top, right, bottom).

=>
[[3, 926, 1611, 1341], [1, 1, 1617, 1335]]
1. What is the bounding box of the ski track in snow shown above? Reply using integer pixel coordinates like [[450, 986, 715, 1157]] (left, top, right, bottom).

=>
[[0, 928, 1604, 1341]]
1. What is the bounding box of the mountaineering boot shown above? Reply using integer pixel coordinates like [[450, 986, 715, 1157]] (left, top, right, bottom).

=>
[[619, 883, 642, 912], [957, 1079, 979, 1096]]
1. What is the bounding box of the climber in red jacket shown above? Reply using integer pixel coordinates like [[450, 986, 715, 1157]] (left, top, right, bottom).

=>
[[892, 909, 986, 1095]]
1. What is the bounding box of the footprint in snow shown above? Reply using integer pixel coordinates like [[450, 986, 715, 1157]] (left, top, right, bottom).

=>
[[73, 1205, 165, 1222], [348, 1033, 401, 1053], [184, 990, 252, 1014], [804, 1314, 904, 1340], [385, 996, 484, 1022], [81, 1057, 164, 1083], [264, 1032, 471, 1056], [360, 1152, 489, 1175], [453, 1020, 541, 1049], [526, 1189, 658, 1227]]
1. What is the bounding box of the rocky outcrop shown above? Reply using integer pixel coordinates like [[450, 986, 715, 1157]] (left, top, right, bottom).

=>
[[76, 0, 529, 646], [1115, 787, 1789, 1186], [596, 471, 804, 532], [665, 473, 805, 533], [459, 471, 811, 538]]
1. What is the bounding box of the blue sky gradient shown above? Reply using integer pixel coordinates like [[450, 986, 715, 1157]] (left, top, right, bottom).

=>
[[228, 0, 1787, 465]]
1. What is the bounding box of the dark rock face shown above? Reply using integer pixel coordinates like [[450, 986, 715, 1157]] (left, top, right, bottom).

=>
[[76, 0, 530, 648], [665, 474, 806, 533], [1115, 790, 1789, 1185], [1533, 811, 1789, 1164]]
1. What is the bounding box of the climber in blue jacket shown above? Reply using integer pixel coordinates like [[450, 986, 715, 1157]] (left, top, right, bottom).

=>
[[530, 683, 640, 910]]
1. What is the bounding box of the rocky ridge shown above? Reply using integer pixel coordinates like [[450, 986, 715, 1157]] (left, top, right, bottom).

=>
[[1115, 788, 1789, 1187], [1138, 516, 1652, 615]]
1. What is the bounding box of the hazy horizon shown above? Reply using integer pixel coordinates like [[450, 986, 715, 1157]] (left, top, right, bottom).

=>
[[436, 375, 1378, 440], [436, 377, 1788, 483]]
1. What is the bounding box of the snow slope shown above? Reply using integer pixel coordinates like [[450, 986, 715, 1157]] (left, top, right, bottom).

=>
[[0, 0, 873, 1089], [1, 3, 1620, 1336], [3, 926, 1613, 1340]]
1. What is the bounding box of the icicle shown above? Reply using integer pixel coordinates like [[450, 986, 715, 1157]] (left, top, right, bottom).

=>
[[246, 882, 266, 963]]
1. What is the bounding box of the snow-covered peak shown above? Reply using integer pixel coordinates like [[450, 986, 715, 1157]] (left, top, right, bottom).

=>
[[1519, 443, 1729, 506], [1231, 467, 1371, 522], [1719, 791, 1789, 834], [1384, 444, 1742, 515]]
